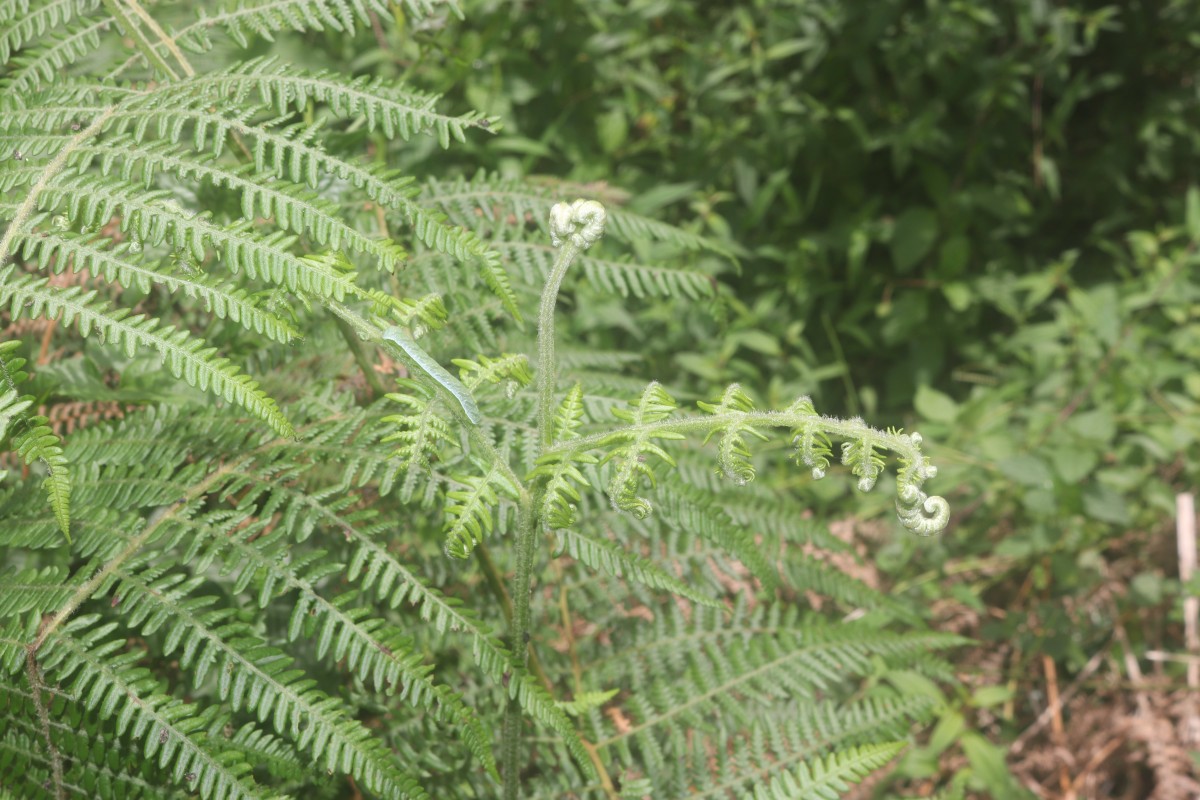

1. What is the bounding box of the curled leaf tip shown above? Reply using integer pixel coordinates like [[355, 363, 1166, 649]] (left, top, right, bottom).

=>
[[550, 199, 607, 249]]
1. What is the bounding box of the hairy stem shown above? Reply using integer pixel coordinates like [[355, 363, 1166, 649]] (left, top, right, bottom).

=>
[[100, 0, 180, 80], [0, 112, 114, 269], [536, 236, 583, 449], [501, 491, 536, 800]]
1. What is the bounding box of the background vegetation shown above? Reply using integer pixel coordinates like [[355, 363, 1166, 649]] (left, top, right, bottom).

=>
[[3, 0, 1200, 798]]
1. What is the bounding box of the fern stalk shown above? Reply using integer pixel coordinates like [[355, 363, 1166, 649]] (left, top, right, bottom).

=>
[[0, 111, 113, 269], [537, 200, 607, 448], [500, 199, 609, 799]]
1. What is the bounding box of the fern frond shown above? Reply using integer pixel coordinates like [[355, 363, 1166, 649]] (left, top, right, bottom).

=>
[[840, 423, 887, 493], [0, 18, 107, 95], [746, 741, 906, 800], [528, 451, 595, 529], [551, 526, 722, 609], [15, 226, 300, 344], [65, 135, 407, 271], [380, 381, 458, 502], [170, 57, 497, 146], [788, 396, 833, 479], [89, 560, 447, 795], [453, 352, 533, 391], [181, 0, 462, 54], [600, 382, 684, 518], [0, 566, 75, 619], [651, 482, 778, 590], [442, 460, 518, 559], [37, 617, 270, 800], [698, 384, 769, 485], [0, 341, 72, 538], [0, 266, 294, 437], [10, 416, 71, 536], [332, 505, 594, 776], [0, 388, 33, 439], [0, 0, 99, 64], [423, 171, 731, 256], [497, 240, 717, 301]]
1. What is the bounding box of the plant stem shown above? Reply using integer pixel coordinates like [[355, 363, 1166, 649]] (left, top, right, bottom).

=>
[[501, 491, 536, 800], [332, 315, 388, 400], [536, 237, 583, 449], [503, 220, 586, 797]]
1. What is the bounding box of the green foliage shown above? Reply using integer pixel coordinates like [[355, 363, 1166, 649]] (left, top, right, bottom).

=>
[[0, 341, 70, 539], [0, 2, 959, 800]]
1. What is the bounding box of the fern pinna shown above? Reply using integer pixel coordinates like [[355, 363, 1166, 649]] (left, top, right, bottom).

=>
[[1, 2, 955, 799]]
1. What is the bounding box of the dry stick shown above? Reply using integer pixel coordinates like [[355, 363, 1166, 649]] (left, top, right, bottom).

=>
[[1177, 492, 1200, 746], [1011, 648, 1106, 755], [1041, 654, 1076, 800]]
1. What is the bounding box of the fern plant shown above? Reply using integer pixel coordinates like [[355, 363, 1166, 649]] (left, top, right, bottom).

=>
[[0, 2, 954, 799]]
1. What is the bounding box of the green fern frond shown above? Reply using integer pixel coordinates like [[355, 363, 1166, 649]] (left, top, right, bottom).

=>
[[422, 171, 730, 257], [453, 352, 533, 391], [600, 382, 684, 518], [698, 384, 769, 485], [0, 17, 107, 94], [656, 480, 779, 590], [38, 617, 272, 800], [65, 135, 407, 270], [0, 266, 294, 437], [172, 57, 497, 146], [337, 509, 595, 776], [11, 415, 71, 538], [839, 423, 887, 493], [14, 225, 300, 344], [0, 566, 75, 619], [787, 396, 833, 479], [747, 741, 906, 800], [550, 526, 723, 608], [183, 0, 462, 54], [380, 381, 458, 502], [0, 387, 33, 439], [443, 460, 518, 559], [497, 240, 717, 301], [0, 341, 72, 539], [0, 0, 99, 64], [529, 452, 595, 529], [551, 383, 587, 443]]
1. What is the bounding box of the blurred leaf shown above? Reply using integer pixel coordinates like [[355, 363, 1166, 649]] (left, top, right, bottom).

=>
[[890, 207, 939, 273], [915, 385, 958, 423], [997, 455, 1053, 489]]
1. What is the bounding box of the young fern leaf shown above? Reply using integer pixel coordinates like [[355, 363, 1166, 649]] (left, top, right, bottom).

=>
[[550, 382, 588, 443], [528, 386, 596, 529], [452, 352, 533, 393], [698, 384, 769, 485], [443, 460, 518, 559], [600, 382, 684, 518], [379, 382, 457, 503], [840, 423, 887, 492], [788, 396, 833, 479]]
